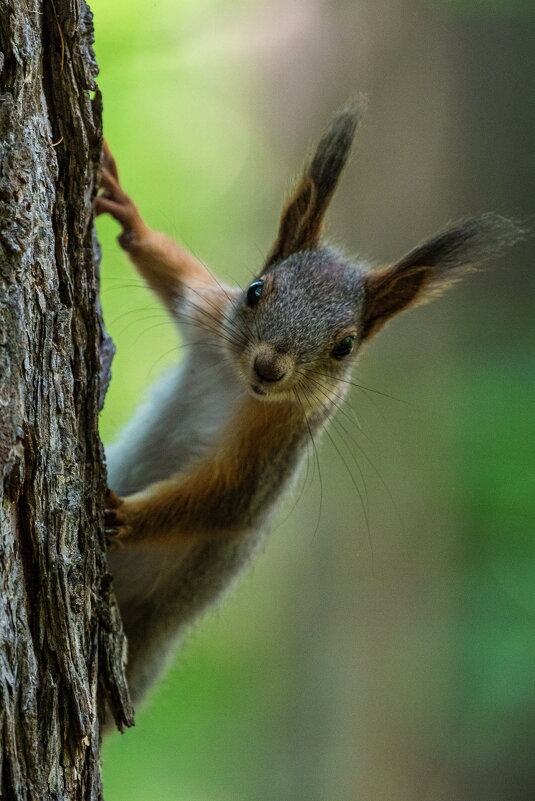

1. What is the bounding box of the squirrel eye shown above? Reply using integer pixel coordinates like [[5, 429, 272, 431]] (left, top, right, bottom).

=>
[[246, 280, 264, 308], [331, 335, 354, 360]]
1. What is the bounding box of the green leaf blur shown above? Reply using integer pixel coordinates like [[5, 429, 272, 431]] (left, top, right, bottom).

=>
[[94, 1, 535, 799]]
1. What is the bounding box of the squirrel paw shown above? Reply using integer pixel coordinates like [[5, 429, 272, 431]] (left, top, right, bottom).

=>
[[94, 141, 147, 250], [104, 489, 133, 550]]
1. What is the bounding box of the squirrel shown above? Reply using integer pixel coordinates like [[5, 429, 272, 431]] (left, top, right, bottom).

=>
[[95, 101, 520, 707]]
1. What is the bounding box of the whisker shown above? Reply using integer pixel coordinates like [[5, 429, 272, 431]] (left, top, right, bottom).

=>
[[294, 385, 323, 538], [329, 415, 372, 524], [147, 346, 235, 381], [304, 373, 365, 437], [306, 368, 408, 404], [109, 306, 169, 327], [130, 320, 181, 348], [175, 307, 247, 352], [180, 297, 248, 352], [300, 381, 373, 555], [317, 386, 405, 540], [101, 280, 150, 293], [180, 271, 258, 348], [111, 306, 241, 354], [102, 276, 147, 283], [324, 411, 370, 517], [276, 391, 315, 527], [293, 387, 314, 493], [115, 313, 174, 339]]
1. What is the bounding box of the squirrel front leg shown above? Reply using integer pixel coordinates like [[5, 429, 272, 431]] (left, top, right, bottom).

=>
[[104, 400, 304, 549], [104, 462, 232, 549], [95, 141, 220, 311]]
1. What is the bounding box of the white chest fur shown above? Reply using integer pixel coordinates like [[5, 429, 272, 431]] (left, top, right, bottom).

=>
[[106, 340, 243, 497]]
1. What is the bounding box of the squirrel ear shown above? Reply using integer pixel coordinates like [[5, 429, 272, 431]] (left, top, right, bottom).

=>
[[265, 100, 366, 269], [361, 214, 523, 341]]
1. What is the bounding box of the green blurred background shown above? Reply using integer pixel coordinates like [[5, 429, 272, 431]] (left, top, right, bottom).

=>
[[93, 1, 535, 799]]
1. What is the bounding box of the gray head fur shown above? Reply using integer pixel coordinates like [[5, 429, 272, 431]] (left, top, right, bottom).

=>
[[225, 101, 523, 399]]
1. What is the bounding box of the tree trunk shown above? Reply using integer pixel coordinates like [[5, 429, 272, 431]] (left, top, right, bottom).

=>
[[0, 2, 133, 799]]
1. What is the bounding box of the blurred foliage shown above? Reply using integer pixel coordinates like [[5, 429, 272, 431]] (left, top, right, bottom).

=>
[[433, 0, 535, 14], [94, 0, 273, 445], [93, 1, 534, 799]]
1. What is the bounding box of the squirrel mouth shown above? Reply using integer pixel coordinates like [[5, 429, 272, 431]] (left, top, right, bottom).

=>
[[250, 384, 267, 396]]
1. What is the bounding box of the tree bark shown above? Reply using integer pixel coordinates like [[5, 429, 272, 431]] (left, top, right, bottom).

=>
[[0, 2, 133, 799]]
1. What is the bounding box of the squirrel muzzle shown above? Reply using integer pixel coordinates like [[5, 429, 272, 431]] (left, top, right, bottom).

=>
[[251, 345, 295, 392]]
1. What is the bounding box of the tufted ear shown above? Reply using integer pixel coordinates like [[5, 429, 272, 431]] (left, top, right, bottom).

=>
[[361, 214, 523, 341], [265, 100, 366, 269]]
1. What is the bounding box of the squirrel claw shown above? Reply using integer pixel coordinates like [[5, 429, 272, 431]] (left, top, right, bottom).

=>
[[105, 527, 130, 551], [104, 490, 132, 549], [94, 142, 147, 249], [105, 518, 132, 550]]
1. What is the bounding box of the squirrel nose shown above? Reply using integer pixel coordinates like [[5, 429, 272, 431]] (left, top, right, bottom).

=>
[[254, 354, 286, 383]]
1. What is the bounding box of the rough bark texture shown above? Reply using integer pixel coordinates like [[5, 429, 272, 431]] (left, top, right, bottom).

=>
[[0, 2, 133, 799]]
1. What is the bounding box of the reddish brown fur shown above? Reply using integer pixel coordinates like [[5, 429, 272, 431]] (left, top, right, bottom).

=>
[[109, 398, 302, 548], [99, 120, 520, 558], [94, 104, 525, 717], [96, 143, 218, 309], [361, 264, 434, 339]]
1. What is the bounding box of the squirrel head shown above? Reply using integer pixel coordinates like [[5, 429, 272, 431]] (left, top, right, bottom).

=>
[[227, 247, 366, 406], [225, 101, 522, 407]]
